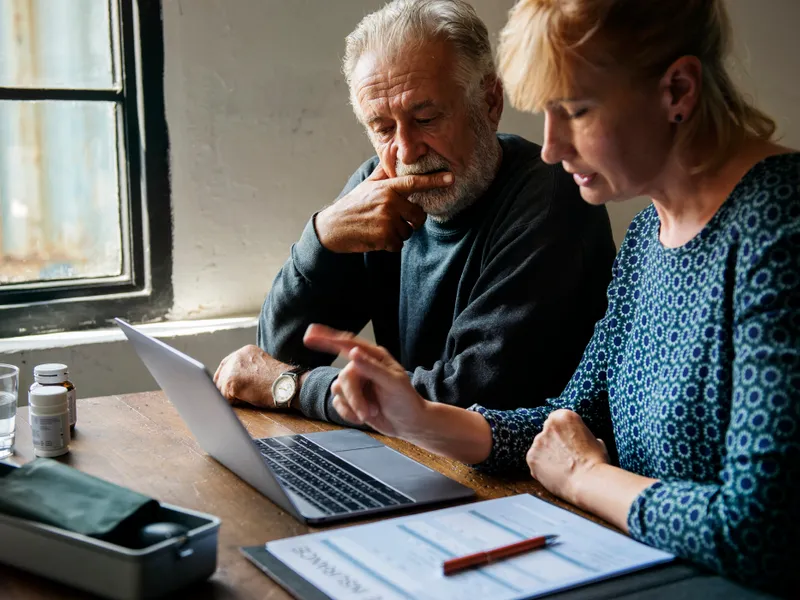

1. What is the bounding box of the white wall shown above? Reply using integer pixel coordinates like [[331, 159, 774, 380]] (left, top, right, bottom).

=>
[[4, 0, 798, 401], [162, 0, 551, 321], [164, 0, 800, 322]]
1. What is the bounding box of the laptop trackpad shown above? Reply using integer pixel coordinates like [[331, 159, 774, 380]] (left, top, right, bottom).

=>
[[301, 429, 384, 452], [337, 446, 444, 501]]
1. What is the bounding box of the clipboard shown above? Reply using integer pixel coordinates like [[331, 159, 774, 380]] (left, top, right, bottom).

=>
[[242, 544, 334, 600], [238, 494, 687, 600], [240, 544, 705, 600]]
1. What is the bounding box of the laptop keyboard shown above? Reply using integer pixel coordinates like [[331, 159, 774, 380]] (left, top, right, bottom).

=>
[[255, 435, 414, 516]]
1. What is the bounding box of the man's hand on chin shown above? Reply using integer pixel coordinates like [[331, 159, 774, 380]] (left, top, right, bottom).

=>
[[213, 344, 291, 409]]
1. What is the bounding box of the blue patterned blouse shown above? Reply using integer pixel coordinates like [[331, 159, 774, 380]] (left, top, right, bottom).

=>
[[470, 153, 800, 593]]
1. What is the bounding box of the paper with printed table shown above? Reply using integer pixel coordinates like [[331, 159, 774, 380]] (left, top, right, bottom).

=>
[[241, 493, 674, 600]]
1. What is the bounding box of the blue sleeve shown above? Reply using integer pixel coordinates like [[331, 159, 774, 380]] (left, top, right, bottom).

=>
[[466, 222, 650, 475], [627, 207, 800, 593], [468, 298, 615, 474]]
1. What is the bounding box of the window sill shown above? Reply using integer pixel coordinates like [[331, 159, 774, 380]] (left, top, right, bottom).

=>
[[0, 316, 259, 353]]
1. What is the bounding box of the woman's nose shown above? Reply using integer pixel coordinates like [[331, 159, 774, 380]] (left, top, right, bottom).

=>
[[540, 113, 573, 165]]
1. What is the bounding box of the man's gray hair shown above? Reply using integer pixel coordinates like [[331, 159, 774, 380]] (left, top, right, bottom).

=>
[[343, 0, 495, 111]]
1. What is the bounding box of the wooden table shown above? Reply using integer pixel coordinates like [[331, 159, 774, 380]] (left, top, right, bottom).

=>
[[1, 392, 603, 599], [2, 393, 773, 600]]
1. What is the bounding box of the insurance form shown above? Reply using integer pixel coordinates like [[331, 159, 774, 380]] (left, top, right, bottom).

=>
[[258, 494, 674, 600]]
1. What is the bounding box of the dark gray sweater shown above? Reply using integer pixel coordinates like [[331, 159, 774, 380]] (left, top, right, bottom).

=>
[[259, 134, 616, 425]]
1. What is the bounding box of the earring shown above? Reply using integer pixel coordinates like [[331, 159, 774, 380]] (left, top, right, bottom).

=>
[[674, 114, 683, 123]]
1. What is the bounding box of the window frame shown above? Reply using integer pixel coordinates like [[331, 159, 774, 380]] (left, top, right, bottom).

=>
[[0, 0, 172, 338]]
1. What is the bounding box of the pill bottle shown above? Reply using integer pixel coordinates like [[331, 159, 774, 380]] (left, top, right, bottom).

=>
[[31, 363, 76, 432], [29, 386, 71, 458]]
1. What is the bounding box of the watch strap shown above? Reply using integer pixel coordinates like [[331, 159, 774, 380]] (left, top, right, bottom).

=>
[[287, 365, 310, 377]]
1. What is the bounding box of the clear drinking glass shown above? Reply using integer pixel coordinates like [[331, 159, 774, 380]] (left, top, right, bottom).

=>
[[0, 364, 19, 460]]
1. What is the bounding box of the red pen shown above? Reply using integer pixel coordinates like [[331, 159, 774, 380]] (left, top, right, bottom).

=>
[[442, 534, 559, 576]]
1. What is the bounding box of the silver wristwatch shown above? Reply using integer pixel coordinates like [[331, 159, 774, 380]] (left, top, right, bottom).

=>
[[271, 366, 307, 409]]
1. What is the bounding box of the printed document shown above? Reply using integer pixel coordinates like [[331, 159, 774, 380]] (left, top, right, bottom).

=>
[[263, 494, 674, 600]]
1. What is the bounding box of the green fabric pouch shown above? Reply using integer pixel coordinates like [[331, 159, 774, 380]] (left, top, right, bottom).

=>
[[0, 458, 159, 546]]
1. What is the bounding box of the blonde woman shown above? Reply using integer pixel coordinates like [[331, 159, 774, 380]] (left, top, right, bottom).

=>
[[303, 0, 799, 592]]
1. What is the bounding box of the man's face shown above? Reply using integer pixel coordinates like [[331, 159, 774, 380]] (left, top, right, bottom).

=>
[[351, 40, 501, 221]]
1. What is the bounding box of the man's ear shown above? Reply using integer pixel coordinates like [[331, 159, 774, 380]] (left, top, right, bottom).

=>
[[659, 55, 702, 123], [484, 75, 504, 130]]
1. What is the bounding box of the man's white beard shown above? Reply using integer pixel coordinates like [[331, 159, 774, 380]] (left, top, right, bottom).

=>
[[395, 112, 500, 222]]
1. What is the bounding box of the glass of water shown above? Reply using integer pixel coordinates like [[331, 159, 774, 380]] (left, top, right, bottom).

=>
[[0, 364, 19, 460]]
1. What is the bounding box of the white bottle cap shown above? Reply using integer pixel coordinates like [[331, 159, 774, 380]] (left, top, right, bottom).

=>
[[29, 386, 69, 407], [33, 363, 69, 384]]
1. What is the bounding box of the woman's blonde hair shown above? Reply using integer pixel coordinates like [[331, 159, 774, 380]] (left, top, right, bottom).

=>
[[498, 0, 777, 173]]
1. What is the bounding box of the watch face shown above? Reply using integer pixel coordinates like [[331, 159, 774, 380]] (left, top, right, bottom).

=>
[[273, 375, 296, 404]]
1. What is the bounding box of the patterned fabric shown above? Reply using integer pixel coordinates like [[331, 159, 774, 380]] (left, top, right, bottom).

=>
[[470, 153, 800, 593]]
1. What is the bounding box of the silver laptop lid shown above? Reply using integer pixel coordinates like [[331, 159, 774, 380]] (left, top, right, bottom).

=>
[[114, 318, 303, 520]]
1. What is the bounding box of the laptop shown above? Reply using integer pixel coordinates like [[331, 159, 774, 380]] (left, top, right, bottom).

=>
[[115, 318, 474, 524]]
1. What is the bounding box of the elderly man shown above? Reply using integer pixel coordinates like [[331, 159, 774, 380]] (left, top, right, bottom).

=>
[[214, 0, 616, 424]]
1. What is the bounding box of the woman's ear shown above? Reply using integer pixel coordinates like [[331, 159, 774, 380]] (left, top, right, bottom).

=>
[[659, 55, 702, 123]]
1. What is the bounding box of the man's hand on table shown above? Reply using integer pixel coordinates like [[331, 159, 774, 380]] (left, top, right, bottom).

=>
[[213, 345, 299, 409], [314, 165, 452, 253]]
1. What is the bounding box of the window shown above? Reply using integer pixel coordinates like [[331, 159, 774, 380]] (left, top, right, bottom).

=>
[[0, 0, 171, 338]]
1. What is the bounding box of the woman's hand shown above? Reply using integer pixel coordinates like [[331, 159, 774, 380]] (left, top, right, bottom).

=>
[[303, 324, 427, 438], [526, 409, 610, 505]]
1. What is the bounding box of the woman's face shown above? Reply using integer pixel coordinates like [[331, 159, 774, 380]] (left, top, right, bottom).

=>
[[540, 67, 674, 205]]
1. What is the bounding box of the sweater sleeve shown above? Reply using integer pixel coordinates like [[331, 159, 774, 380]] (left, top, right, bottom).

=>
[[258, 158, 378, 424], [626, 215, 800, 594]]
